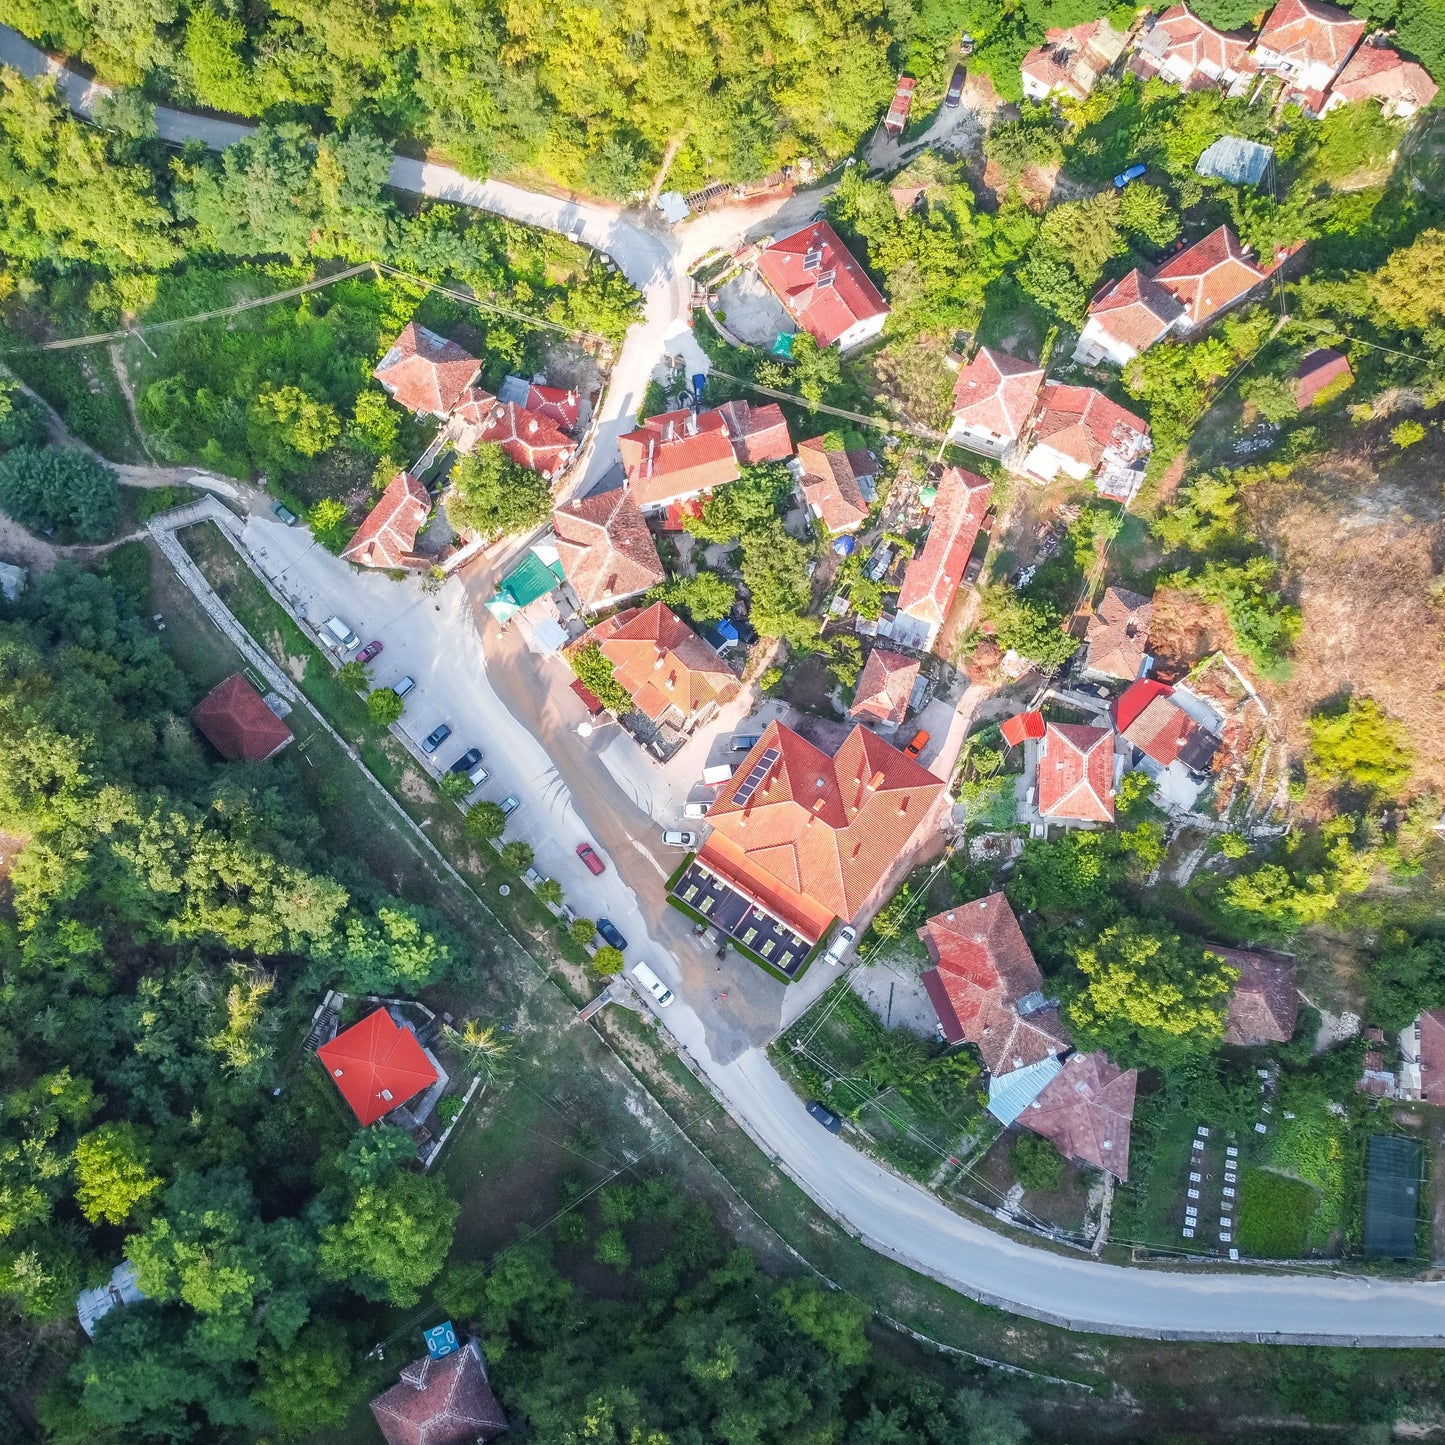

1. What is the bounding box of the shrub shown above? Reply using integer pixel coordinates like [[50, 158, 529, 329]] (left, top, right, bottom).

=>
[[569, 918, 598, 947], [591, 945, 625, 975], [465, 801, 507, 840], [0, 445, 119, 540], [367, 688, 404, 725], [1010, 1132, 1066, 1193], [499, 840, 534, 871]]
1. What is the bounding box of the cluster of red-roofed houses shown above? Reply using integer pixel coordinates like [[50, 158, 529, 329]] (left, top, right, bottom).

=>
[[914, 890, 1302, 1180], [1024, 0, 1435, 119]]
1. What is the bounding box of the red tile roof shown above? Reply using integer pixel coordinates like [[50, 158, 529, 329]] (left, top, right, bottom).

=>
[[1112, 677, 1174, 733], [700, 720, 944, 941], [756, 221, 890, 350], [374, 321, 480, 418], [370, 1338, 508, 1445], [1329, 41, 1439, 109], [715, 399, 794, 464], [1030, 385, 1150, 473], [796, 436, 874, 533], [1021, 1051, 1137, 1179], [618, 409, 740, 509], [951, 348, 1045, 441], [919, 896, 1072, 1076], [848, 648, 920, 726], [1154, 226, 1271, 326], [1210, 946, 1300, 1046], [341, 470, 432, 569], [1293, 347, 1353, 407], [470, 400, 576, 478], [999, 710, 1046, 748], [1138, 4, 1257, 80], [1083, 269, 1183, 355], [1256, 0, 1364, 72], [518, 381, 581, 432], [552, 489, 665, 612], [1036, 722, 1115, 822], [317, 1008, 439, 1126], [1419, 1010, 1445, 1105], [585, 602, 737, 724], [1085, 586, 1153, 680], [895, 466, 993, 637], [1115, 683, 1197, 766], [191, 674, 293, 762]]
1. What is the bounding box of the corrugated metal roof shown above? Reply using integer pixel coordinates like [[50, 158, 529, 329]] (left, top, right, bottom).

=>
[[987, 1054, 1064, 1126], [1196, 136, 1274, 186]]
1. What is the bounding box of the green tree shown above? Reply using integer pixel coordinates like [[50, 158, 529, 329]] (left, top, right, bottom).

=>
[[593, 1225, 631, 1270], [321, 901, 456, 993], [1369, 228, 1445, 331], [980, 586, 1077, 669], [1241, 372, 1299, 424], [775, 1279, 870, 1368], [1067, 919, 1237, 1071], [248, 386, 340, 470], [1118, 182, 1180, 250], [591, 944, 625, 975], [500, 839, 534, 871], [446, 444, 552, 538], [684, 463, 792, 545], [318, 1167, 459, 1307], [337, 659, 368, 691], [1307, 697, 1413, 796], [466, 800, 508, 841], [567, 640, 632, 713], [536, 877, 563, 906], [569, 918, 598, 947], [255, 1323, 361, 1439], [72, 1122, 163, 1226], [0, 446, 119, 541], [652, 569, 736, 624], [1009, 1132, 1065, 1193], [367, 687, 405, 725]]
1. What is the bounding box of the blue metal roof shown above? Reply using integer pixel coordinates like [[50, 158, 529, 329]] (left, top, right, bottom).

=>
[[987, 1055, 1064, 1127]]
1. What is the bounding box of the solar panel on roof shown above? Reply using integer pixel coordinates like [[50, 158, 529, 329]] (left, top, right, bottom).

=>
[[803, 248, 823, 271], [732, 747, 780, 805]]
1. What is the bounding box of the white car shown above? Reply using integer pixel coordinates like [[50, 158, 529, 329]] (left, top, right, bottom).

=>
[[631, 962, 674, 1007], [823, 925, 857, 966], [662, 829, 700, 848]]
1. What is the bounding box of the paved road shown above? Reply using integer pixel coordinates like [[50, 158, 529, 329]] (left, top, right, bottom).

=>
[[14, 20, 1445, 1341]]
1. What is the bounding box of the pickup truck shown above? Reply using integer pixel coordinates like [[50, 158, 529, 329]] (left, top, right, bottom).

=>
[[883, 74, 916, 136]]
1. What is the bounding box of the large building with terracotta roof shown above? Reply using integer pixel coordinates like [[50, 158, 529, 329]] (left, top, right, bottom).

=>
[[1022, 17, 1128, 101], [340, 471, 433, 570], [1210, 946, 1300, 1046], [453, 395, 577, 480], [1083, 585, 1153, 680], [1254, 0, 1364, 105], [1075, 227, 1273, 368], [498, 375, 582, 431], [1113, 678, 1219, 775], [551, 490, 665, 614], [795, 435, 876, 534], [920, 896, 1072, 1078], [715, 399, 794, 464], [317, 1008, 440, 1127], [1131, 4, 1257, 94], [1035, 721, 1117, 824], [374, 321, 481, 419], [697, 720, 944, 943], [370, 1337, 508, 1445], [1323, 40, 1439, 117], [1019, 1051, 1138, 1178], [848, 647, 919, 727], [1021, 384, 1150, 500], [948, 347, 1045, 456], [617, 408, 741, 515], [191, 674, 294, 762], [582, 602, 738, 730], [1414, 1010, 1445, 1104], [756, 221, 891, 352], [893, 466, 993, 651]]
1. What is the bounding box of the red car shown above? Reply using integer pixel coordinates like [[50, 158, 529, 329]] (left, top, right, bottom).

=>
[[356, 640, 383, 664], [576, 842, 606, 875], [904, 729, 930, 759]]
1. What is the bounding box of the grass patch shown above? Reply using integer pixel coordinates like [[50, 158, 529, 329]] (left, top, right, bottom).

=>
[[1237, 1168, 1318, 1258], [2, 338, 147, 463]]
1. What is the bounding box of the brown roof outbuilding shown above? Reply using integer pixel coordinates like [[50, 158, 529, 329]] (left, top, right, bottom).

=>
[[1212, 946, 1300, 1046], [191, 674, 293, 762], [1021, 1051, 1137, 1178], [370, 1338, 508, 1445]]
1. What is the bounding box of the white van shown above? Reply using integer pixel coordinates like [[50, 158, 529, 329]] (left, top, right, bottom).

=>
[[321, 616, 359, 651], [631, 962, 674, 1008], [683, 800, 710, 819], [702, 763, 735, 786]]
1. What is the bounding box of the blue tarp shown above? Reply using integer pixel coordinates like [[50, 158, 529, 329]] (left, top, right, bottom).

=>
[[770, 331, 795, 358], [1196, 136, 1274, 187]]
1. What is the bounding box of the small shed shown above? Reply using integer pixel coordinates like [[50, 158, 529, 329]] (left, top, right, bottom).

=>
[[191, 674, 294, 762], [1196, 136, 1274, 186], [317, 1007, 439, 1126], [77, 1259, 145, 1338]]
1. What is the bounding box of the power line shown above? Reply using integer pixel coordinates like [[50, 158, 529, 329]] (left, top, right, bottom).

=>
[[707, 367, 947, 446]]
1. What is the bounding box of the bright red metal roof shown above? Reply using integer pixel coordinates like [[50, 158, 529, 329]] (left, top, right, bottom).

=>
[[318, 1008, 438, 1125]]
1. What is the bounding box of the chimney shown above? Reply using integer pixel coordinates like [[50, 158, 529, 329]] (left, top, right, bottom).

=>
[[686, 411, 698, 437], [866, 770, 885, 791], [647, 437, 656, 477], [529, 418, 539, 434], [664, 418, 675, 441]]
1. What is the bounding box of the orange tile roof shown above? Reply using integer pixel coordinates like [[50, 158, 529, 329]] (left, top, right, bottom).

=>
[[586, 602, 737, 724], [516, 381, 581, 432], [848, 648, 920, 726], [756, 221, 890, 349], [552, 489, 665, 612], [1137, 4, 1257, 80], [1329, 41, 1439, 108], [895, 466, 992, 636], [951, 347, 1045, 441], [1084, 268, 1183, 354], [699, 720, 944, 939], [1036, 721, 1115, 822], [340, 470, 433, 569], [999, 710, 1046, 748], [191, 673, 293, 761], [618, 409, 740, 509], [1030, 384, 1150, 472], [471, 400, 576, 478], [1084, 585, 1153, 679], [1211, 946, 1300, 1046], [1256, 0, 1364, 71], [1021, 1051, 1137, 1178], [1419, 1010, 1445, 1105], [796, 436, 874, 533], [373, 321, 480, 418], [370, 1338, 508, 1445], [1154, 225, 1271, 325], [715, 399, 794, 464], [1118, 689, 1197, 766]]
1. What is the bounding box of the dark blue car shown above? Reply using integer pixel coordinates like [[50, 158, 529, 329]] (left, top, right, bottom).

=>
[[597, 918, 628, 951]]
